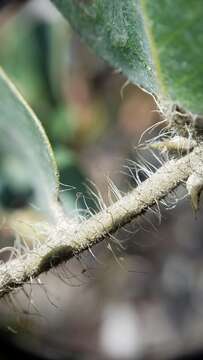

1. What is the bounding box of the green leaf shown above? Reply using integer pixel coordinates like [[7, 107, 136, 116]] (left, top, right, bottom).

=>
[[51, 0, 158, 96], [51, 0, 203, 114], [142, 0, 203, 114], [0, 68, 59, 218]]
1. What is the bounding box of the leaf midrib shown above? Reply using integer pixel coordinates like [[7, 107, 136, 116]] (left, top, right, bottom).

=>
[[139, 0, 167, 97]]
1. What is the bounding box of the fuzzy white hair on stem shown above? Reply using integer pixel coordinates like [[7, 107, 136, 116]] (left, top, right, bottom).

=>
[[0, 113, 203, 300]]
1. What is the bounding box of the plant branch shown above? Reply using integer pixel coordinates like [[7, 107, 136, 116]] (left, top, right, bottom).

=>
[[1, 145, 203, 298]]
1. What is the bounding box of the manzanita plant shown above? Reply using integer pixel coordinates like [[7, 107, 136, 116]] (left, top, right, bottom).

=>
[[0, 0, 203, 299]]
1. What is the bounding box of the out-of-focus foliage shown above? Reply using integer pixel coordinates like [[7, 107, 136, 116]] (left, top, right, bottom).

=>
[[0, 8, 100, 213], [0, 68, 59, 217]]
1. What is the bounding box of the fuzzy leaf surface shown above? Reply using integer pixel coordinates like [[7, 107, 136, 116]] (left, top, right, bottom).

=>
[[51, 0, 203, 113]]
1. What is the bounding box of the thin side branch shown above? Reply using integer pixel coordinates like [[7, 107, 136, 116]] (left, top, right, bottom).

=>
[[1, 145, 203, 298]]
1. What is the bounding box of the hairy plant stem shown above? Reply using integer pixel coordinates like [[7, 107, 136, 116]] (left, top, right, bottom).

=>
[[0, 145, 203, 298]]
